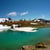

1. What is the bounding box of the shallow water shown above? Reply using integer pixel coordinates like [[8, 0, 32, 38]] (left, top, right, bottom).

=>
[[0, 28, 50, 50]]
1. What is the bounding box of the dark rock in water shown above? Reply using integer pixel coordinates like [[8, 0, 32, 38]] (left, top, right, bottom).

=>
[[21, 45, 35, 50], [36, 42, 47, 48]]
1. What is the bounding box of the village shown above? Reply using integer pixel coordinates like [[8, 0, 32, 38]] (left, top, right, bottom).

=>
[[0, 18, 50, 27], [0, 17, 50, 32]]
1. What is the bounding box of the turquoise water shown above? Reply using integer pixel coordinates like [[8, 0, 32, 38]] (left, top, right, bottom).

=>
[[0, 28, 50, 50]]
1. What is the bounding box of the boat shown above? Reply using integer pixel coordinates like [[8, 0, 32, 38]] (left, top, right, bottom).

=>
[[0, 25, 11, 32], [10, 24, 38, 32]]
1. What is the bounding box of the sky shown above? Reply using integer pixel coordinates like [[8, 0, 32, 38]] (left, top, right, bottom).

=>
[[0, 0, 50, 20]]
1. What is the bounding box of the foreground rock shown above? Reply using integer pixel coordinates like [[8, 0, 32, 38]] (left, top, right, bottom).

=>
[[36, 42, 47, 48], [21, 45, 35, 50]]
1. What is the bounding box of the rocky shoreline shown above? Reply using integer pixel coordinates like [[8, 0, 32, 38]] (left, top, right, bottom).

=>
[[21, 42, 48, 50]]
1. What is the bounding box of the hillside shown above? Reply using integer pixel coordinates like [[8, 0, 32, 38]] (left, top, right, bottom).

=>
[[0, 19, 50, 28]]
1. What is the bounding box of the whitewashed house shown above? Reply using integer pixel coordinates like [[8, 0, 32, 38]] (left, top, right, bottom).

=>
[[33, 19, 40, 22], [30, 23, 38, 25], [0, 18, 12, 22]]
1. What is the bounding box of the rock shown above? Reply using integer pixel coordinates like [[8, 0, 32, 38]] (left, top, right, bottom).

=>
[[21, 45, 35, 50], [36, 42, 47, 48]]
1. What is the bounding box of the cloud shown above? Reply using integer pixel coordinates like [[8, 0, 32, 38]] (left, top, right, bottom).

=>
[[7, 12, 17, 16], [20, 11, 28, 16], [7, 11, 28, 16]]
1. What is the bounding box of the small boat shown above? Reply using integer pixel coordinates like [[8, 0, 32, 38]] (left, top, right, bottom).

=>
[[0, 25, 11, 32], [10, 24, 38, 32]]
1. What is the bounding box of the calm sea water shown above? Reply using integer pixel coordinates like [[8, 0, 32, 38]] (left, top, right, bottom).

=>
[[0, 28, 50, 50]]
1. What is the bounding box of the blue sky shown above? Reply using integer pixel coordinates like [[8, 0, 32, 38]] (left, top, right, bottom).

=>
[[0, 0, 50, 20]]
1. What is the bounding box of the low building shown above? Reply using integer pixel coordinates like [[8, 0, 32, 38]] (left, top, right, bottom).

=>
[[0, 18, 12, 22], [32, 19, 50, 24], [34, 19, 40, 22], [30, 22, 38, 25]]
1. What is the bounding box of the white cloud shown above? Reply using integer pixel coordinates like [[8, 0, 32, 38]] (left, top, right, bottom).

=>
[[7, 12, 17, 16], [7, 11, 28, 16], [20, 11, 28, 16]]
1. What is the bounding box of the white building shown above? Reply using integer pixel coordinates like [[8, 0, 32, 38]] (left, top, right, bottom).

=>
[[34, 19, 40, 22], [30, 23, 38, 25], [0, 18, 11, 22]]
